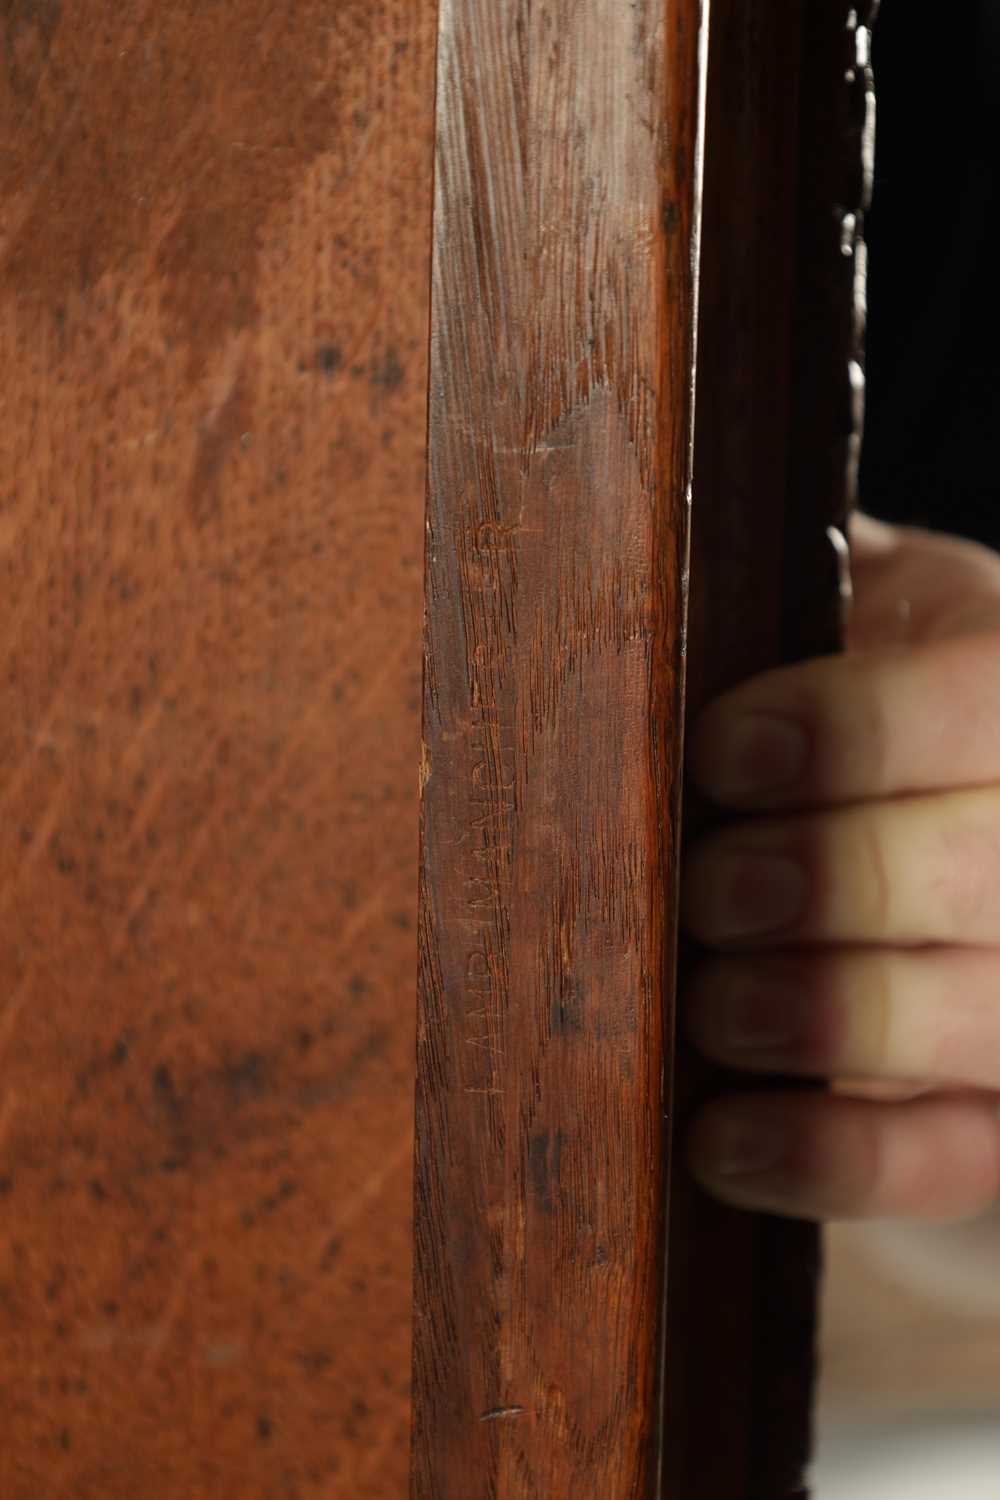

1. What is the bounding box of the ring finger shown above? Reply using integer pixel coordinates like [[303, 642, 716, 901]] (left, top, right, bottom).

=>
[[685, 946, 1000, 1092]]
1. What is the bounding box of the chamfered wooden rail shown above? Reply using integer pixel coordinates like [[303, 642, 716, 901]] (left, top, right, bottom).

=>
[[411, 2, 707, 1494], [412, 0, 875, 1495]]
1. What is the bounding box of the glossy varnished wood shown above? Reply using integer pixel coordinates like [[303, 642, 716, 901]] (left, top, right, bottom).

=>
[[411, 3, 706, 1495], [0, 5, 435, 1495], [663, 3, 807, 1488], [665, 3, 876, 1495]]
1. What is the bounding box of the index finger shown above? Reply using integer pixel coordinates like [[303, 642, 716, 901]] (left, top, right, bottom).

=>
[[688, 630, 1000, 811]]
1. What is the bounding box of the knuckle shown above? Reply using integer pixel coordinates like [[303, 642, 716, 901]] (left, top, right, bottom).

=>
[[858, 662, 894, 795], [933, 794, 1000, 938], [827, 651, 893, 796], [859, 815, 893, 937], [861, 953, 895, 1076]]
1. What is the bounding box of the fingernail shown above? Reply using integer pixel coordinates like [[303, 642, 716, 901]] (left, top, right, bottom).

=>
[[694, 852, 807, 941], [722, 983, 804, 1052], [707, 1111, 787, 1177], [695, 713, 807, 800]]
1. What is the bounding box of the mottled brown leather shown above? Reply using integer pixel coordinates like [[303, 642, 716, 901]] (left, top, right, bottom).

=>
[[0, 4, 434, 1494]]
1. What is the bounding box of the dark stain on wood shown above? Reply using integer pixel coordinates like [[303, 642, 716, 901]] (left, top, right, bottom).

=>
[[526, 1129, 564, 1218], [316, 343, 343, 377], [2, 0, 61, 94], [0, 3, 384, 376], [370, 346, 405, 392]]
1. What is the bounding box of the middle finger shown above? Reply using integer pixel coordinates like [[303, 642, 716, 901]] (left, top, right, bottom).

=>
[[682, 785, 1000, 949]]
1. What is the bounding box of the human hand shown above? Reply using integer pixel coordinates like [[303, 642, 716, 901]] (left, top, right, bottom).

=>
[[681, 511, 1000, 1222]]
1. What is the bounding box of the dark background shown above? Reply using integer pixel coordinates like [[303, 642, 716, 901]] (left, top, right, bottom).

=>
[[861, 0, 1000, 545]]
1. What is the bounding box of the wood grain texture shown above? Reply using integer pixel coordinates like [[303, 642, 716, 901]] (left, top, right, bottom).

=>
[[662, 4, 806, 1489], [664, 3, 877, 1496], [0, 4, 435, 1495], [411, 2, 707, 1495]]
